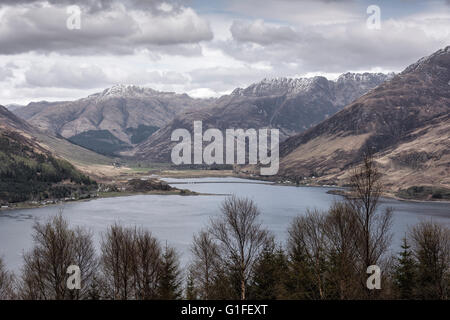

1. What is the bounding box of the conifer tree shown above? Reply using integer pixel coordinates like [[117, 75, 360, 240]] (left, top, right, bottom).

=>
[[393, 237, 417, 299], [185, 270, 198, 300], [249, 244, 288, 299], [158, 245, 182, 300]]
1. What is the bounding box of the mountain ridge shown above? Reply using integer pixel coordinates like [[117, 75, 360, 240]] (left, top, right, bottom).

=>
[[273, 46, 450, 195], [13, 85, 214, 146], [134, 72, 392, 162]]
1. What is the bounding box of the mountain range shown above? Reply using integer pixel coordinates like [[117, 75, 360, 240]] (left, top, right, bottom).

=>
[[274, 46, 450, 198], [5, 46, 450, 200], [13, 73, 390, 159], [134, 72, 392, 162], [13, 85, 214, 155]]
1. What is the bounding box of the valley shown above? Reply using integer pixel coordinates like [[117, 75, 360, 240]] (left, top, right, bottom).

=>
[[1, 0, 449, 303], [271, 46, 450, 200], [2, 48, 450, 204], [0, 105, 194, 209]]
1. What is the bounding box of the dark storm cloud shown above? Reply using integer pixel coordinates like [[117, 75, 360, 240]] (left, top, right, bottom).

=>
[[0, 0, 114, 12], [0, 1, 213, 55], [0, 0, 181, 13]]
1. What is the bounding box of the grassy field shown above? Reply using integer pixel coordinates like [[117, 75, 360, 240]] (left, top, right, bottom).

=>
[[36, 132, 113, 166]]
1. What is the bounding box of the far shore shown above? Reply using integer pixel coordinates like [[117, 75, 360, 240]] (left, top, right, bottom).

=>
[[0, 188, 206, 212], [2, 170, 448, 212]]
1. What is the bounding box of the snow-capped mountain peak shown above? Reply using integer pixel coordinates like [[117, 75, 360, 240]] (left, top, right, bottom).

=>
[[231, 72, 392, 98]]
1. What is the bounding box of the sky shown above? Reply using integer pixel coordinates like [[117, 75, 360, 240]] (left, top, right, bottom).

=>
[[0, 0, 449, 105]]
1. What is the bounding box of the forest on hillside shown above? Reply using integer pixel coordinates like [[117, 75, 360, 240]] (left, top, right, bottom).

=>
[[0, 131, 97, 204]]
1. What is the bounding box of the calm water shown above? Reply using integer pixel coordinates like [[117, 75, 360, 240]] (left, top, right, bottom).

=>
[[0, 177, 449, 273]]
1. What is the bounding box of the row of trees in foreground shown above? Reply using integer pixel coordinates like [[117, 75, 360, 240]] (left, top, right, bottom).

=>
[[0, 154, 449, 300]]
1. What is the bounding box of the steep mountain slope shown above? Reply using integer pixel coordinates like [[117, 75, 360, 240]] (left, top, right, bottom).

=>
[[0, 105, 98, 204], [4, 104, 23, 111], [13, 85, 213, 155], [135, 72, 392, 162], [2, 102, 112, 166], [276, 46, 450, 196], [0, 104, 35, 132]]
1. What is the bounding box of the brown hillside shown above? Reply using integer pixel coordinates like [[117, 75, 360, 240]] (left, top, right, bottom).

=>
[[275, 46, 450, 195]]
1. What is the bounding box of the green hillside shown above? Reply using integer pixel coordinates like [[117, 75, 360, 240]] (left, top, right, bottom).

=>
[[0, 131, 97, 204], [126, 124, 159, 144], [68, 130, 131, 156], [35, 132, 112, 166]]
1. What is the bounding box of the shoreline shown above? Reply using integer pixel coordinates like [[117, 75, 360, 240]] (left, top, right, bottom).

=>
[[0, 188, 208, 212], [326, 188, 450, 204], [2, 173, 448, 212]]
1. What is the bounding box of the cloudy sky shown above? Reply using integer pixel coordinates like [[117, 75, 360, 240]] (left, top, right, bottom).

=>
[[0, 0, 449, 105]]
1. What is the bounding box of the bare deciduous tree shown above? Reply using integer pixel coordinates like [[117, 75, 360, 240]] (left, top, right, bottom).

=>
[[133, 228, 162, 300], [409, 221, 450, 299], [347, 151, 393, 295], [101, 224, 163, 300], [20, 213, 97, 300], [190, 230, 219, 300], [288, 201, 383, 300], [71, 226, 98, 299], [288, 209, 328, 299], [0, 257, 15, 299], [101, 224, 137, 299], [209, 196, 272, 300], [323, 202, 359, 299]]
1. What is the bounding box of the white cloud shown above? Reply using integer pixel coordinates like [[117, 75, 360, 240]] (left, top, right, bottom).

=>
[[0, 0, 449, 105], [222, 16, 449, 73], [0, 63, 14, 81], [187, 87, 222, 98], [24, 62, 110, 89], [225, 0, 361, 26]]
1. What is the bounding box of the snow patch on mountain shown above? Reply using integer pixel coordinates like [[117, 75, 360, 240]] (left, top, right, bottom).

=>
[[232, 72, 394, 98]]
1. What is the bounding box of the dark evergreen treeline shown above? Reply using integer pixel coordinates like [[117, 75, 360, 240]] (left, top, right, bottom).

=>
[[126, 125, 160, 144], [0, 132, 96, 204], [68, 129, 131, 156]]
